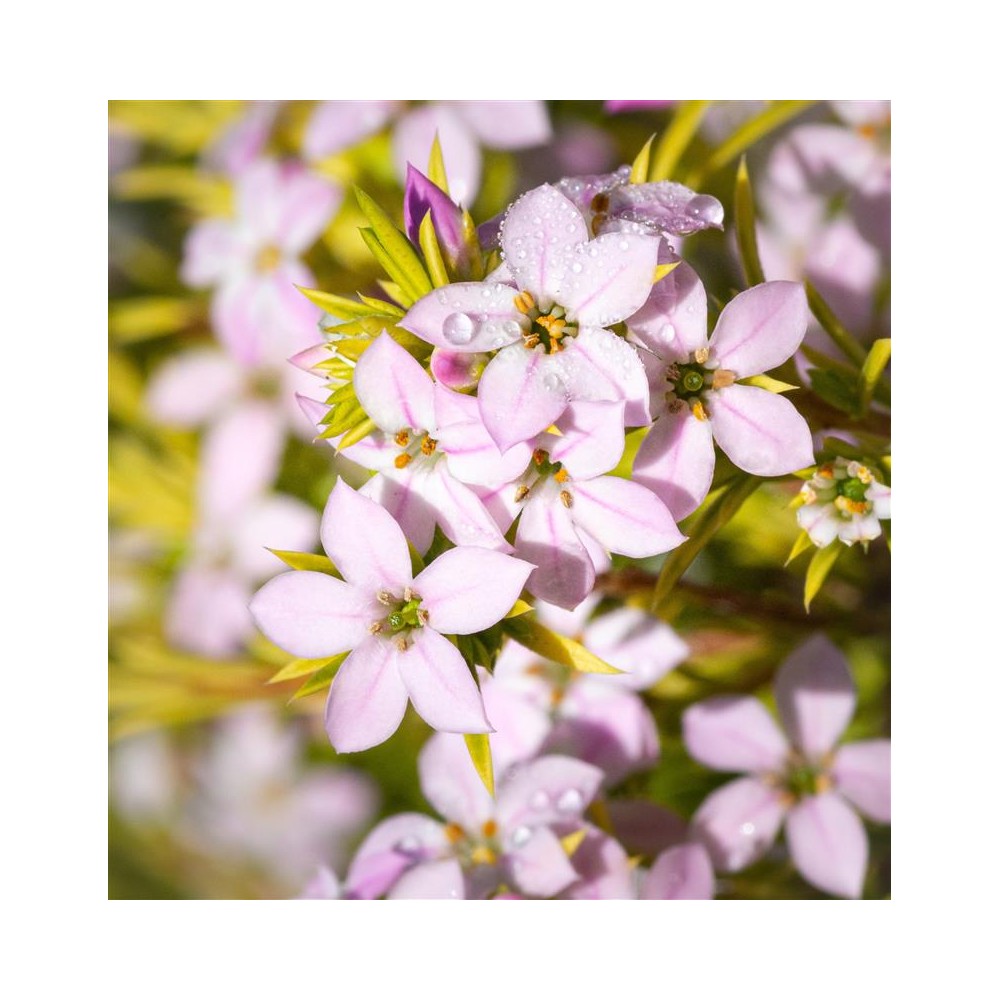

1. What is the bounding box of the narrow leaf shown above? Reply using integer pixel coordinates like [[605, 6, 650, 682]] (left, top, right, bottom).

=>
[[504, 599, 533, 619], [267, 549, 340, 576], [109, 297, 200, 342], [560, 829, 588, 858], [464, 733, 495, 796], [653, 261, 681, 284], [739, 374, 797, 393], [804, 544, 842, 612], [337, 416, 378, 449], [650, 100, 711, 182], [785, 530, 814, 566], [418, 210, 451, 288], [858, 338, 891, 413], [427, 134, 450, 194], [298, 286, 395, 320], [268, 656, 337, 685], [292, 654, 348, 700], [805, 280, 869, 367], [355, 188, 432, 299], [734, 156, 765, 287], [630, 134, 657, 184], [502, 617, 621, 675]]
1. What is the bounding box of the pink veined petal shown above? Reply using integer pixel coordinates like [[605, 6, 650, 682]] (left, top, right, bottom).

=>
[[145, 349, 244, 428], [339, 431, 403, 475], [633, 407, 716, 522], [641, 843, 716, 900], [455, 101, 552, 149], [584, 606, 689, 690], [352, 331, 435, 434], [345, 813, 446, 899], [569, 476, 685, 559], [576, 526, 612, 576], [418, 733, 495, 830], [415, 547, 533, 635], [557, 232, 660, 328], [533, 593, 599, 640], [419, 468, 513, 553], [396, 628, 492, 735], [501, 185, 590, 303], [561, 327, 651, 426], [477, 347, 570, 453], [230, 494, 320, 581], [561, 827, 635, 900], [692, 776, 787, 872], [707, 385, 815, 477], [268, 163, 341, 255], [393, 104, 481, 206], [497, 755, 603, 831], [831, 740, 891, 823], [210, 273, 270, 367], [682, 696, 789, 773], [627, 259, 709, 363], [797, 503, 841, 548], [709, 281, 808, 377], [358, 468, 437, 556], [324, 636, 410, 753], [303, 100, 399, 161], [479, 669, 551, 780], [399, 282, 524, 353], [181, 219, 239, 287], [774, 634, 857, 758], [504, 825, 581, 899], [388, 858, 466, 899], [515, 484, 596, 611], [319, 480, 413, 592], [249, 571, 378, 659], [549, 401, 626, 480], [429, 347, 487, 392], [605, 800, 689, 858], [165, 567, 253, 658], [785, 793, 868, 899]]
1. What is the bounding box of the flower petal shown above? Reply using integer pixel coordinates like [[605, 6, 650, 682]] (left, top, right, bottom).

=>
[[358, 468, 437, 555], [304, 100, 398, 160], [785, 793, 868, 898], [165, 568, 252, 658], [388, 858, 466, 899], [399, 282, 524, 353], [415, 547, 533, 635], [345, 812, 446, 899], [569, 476, 685, 558], [497, 755, 603, 831], [456, 101, 552, 149], [561, 327, 651, 426], [641, 843, 716, 900], [324, 637, 410, 752], [479, 669, 551, 780], [605, 181, 724, 237], [180, 219, 238, 288], [320, 479, 413, 592], [504, 825, 580, 898], [403, 164, 467, 269], [692, 776, 787, 872], [396, 628, 491, 735], [549, 401, 625, 480], [145, 349, 243, 428], [831, 740, 891, 823], [419, 469, 513, 553], [709, 281, 808, 377], [230, 494, 320, 581], [707, 384, 814, 476], [393, 104, 481, 206], [353, 331, 435, 433], [774, 634, 857, 757], [633, 406, 717, 522], [561, 827, 635, 900], [249, 571, 377, 659], [418, 733, 495, 830], [682, 696, 788, 773], [627, 259, 708, 362], [584, 606, 689, 690]]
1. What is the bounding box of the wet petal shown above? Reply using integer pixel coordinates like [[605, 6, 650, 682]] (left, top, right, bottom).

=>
[[497, 755, 603, 831], [627, 259, 708, 362], [145, 349, 243, 428], [709, 281, 808, 377], [774, 634, 856, 757], [785, 793, 868, 898], [682, 696, 788, 773], [504, 825, 580, 898], [324, 637, 409, 752], [353, 331, 435, 433], [707, 385, 814, 476], [418, 732, 495, 830], [549, 401, 625, 480], [345, 813, 446, 899], [641, 843, 715, 900], [399, 282, 524, 353], [692, 776, 787, 872], [389, 858, 466, 899], [831, 740, 891, 823], [605, 181, 725, 237], [393, 104, 481, 206], [562, 327, 651, 426], [419, 469, 513, 552]]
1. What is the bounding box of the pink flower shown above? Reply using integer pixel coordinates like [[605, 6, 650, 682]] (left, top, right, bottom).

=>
[[249, 481, 533, 752], [797, 458, 891, 547], [682, 635, 890, 898], [630, 265, 814, 520], [400, 184, 659, 452], [343, 734, 602, 899]]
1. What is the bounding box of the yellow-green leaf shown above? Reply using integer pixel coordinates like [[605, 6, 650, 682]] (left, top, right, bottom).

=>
[[739, 374, 798, 393], [653, 261, 680, 284], [805, 280, 868, 367], [418, 210, 451, 288], [355, 188, 432, 301], [268, 656, 337, 685], [629, 134, 656, 184], [804, 543, 842, 612], [427, 134, 450, 194], [298, 287, 396, 321], [504, 599, 533, 619], [560, 829, 587, 858], [268, 549, 340, 575], [464, 733, 494, 796], [502, 617, 621, 674], [109, 297, 201, 342], [292, 654, 347, 700], [785, 530, 814, 566], [734, 156, 765, 287], [650, 100, 712, 181], [858, 338, 891, 412], [337, 417, 378, 449]]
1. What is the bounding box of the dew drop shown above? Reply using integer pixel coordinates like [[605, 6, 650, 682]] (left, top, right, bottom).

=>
[[662, 322, 676, 342], [443, 312, 475, 346], [396, 836, 421, 855], [687, 194, 724, 227], [571, 261, 583, 274], [619, 239, 630, 251], [542, 372, 565, 393], [502, 320, 523, 338], [556, 788, 584, 813], [511, 825, 533, 848], [739, 822, 756, 837]]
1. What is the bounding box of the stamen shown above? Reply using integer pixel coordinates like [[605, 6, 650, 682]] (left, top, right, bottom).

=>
[[444, 823, 465, 844], [403, 587, 416, 602], [532, 449, 547, 466], [416, 609, 429, 626], [394, 429, 410, 447], [420, 436, 437, 456], [514, 290, 536, 314], [835, 496, 869, 516], [470, 846, 497, 866], [559, 489, 574, 508], [376, 589, 396, 606], [814, 773, 832, 794], [690, 400, 708, 421], [514, 485, 531, 503], [481, 820, 498, 839], [693, 347, 710, 365], [522, 335, 541, 350], [554, 467, 569, 483], [394, 453, 412, 469], [711, 368, 736, 389], [395, 636, 411, 652], [368, 621, 383, 635], [667, 398, 685, 414]]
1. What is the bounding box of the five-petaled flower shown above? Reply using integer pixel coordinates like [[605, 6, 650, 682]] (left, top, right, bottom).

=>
[[797, 458, 891, 547]]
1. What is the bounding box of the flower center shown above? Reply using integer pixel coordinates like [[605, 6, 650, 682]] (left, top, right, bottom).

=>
[[255, 244, 283, 273], [443, 820, 501, 868], [770, 750, 834, 805], [368, 586, 428, 651], [391, 428, 438, 470], [801, 461, 876, 517], [512, 449, 573, 508], [514, 291, 579, 354], [663, 348, 736, 421]]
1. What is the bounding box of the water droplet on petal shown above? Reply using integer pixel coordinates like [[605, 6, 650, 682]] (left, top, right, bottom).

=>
[[443, 312, 475, 346], [396, 836, 421, 855], [542, 372, 565, 393], [502, 320, 523, 338], [687, 194, 725, 227], [739, 822, 756, 837], [662, 323, 676, 342], [511, 825, 533, 848], [556, 788, 584, 813], [619, 240, 630, 251], [571, 261, 583, 274]]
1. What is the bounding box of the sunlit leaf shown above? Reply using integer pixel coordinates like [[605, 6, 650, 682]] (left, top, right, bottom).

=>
[[502, 617, 621, 674], [785, 530, 814, 566], [650, 100, 711, 181], [734, 156, 765, 287], [464, 733, 495, 796], [292, 654, 347, 700], [629, 134, 656, 184], [268, 656, 338, 685], [504, 599, 533, 619], [804, 544, 842, 611], [418, 210, 451, 288], [355, 187, 432, 301], [858, 338, 891, 413], [109, 297, 201, 342], [267, 549, 340, 576], [739, 374, 797, 393], [427, 134, 450, 194]]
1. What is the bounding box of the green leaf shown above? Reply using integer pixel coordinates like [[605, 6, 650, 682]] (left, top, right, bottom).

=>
[[734, 156, 765, 287], [267, 549, 340, 576], [652, 474, 763, 611], [464, 734, 495, 796], [357, 294, 405, 317], [355, 188, 432, 301], [650, 100, 711, 181], [504, 599, 533, 619], [858, 338, 891, 413], [109, 297, 201, 342], [805, 280, 869, 367], [810, 368, 861, 415], [501, 617, 621, 674], [292, 654, 348, 700], [268, 656, 337, 685], [785, 530, 814, 566], [336, 416, 378, 449], [629, 134, 656, 184], [739, 374, 798, 393], [418, 210, 451, 288], [298, 286, 397, 320], [653, 261, 680, 284], [427, 134, 450, 194], [804, 544, 842, 611]]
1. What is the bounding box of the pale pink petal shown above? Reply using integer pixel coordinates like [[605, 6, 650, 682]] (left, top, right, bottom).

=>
[[418, 733, 495, 830], [269, 164, 341, 255], [339, 431, 402, 475], [797, 503, 841, 548], [692, 776, 787, 872], [569, 476, 684, 558], [577, 526, 613, 576], [707, 385, 814, 476], [393, 105, 481, 206], [399, 282, 524, 353], [478, 347, 570, 453], [419, 470, 513, 553], [633, 407, 716, 521], [396, 627, 491, 734], [165, 568, 252, 658], [501, 185, 590, 302], [785, 793, 868, 898], [345, 813, 446, 899], [304, 100, 398, 160], [358, 468, 436, 555], [497, 756, 603, 831], [642, 843, 715, 899], [230, 494, 320, 581], [561, 327, 650, 426], [627, 260, 709, 363], [504, 825, 580, 898], [298, 865, 341, 899], [557, 233, 659, 328], [775, 634, 856, 757], [145, 349, 244, 428], [584, 606, 689, 690], [415, 547, 533, 635], [767, 124, 879, 200], [549, 401, 625, 480], [831, 740, 891, 823], [515, 485, 596, 610], [324, 636, 409, 752], [249, 571, 378, 658], [709, 281, 808, 377], [683, 696, 788, 773], [320, 479, 413, 592], [429, 348, 487, 392], [181, 219, 239, 287], [210, 273, 272, 367], [805, 215, 881, 334], [456, 101, 552, 149], [479, 669, 551, 779], [561, 827, 635, 900], [389, 858, 466, 899], [533, 594, 599, 639], [605, 800, 688, 857], [353, 331, 435, 433]]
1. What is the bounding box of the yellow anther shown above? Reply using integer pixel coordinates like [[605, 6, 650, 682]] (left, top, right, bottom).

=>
[[470, 846, 498, 866], [691, 400, 708, 421], [818, 464, 835, 478], [835, 496, 868, 516], [551, 687, 565, 707], [394, 453, 412, 469], [559, 489, 574, 508], [394, 430, 410, 447], [444, 823, 465, 844], [420, 435, 437, 456], [514, 290, 536, 314], [550, 340, 564, 353], [712, 368, 736, 389], [694, 347, 710, 364], [522, 335, 541, 349], [395, 636, 411, 652], [514, 485, 531, 503], [255, 244, 282, 272], [554, 467, 569, 483], [852, 463, 873, 483], [532, 448, 548, 466], [481, 820, 498, 839], [814, 773, 833, 794], [857, 123, 877, 140]]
